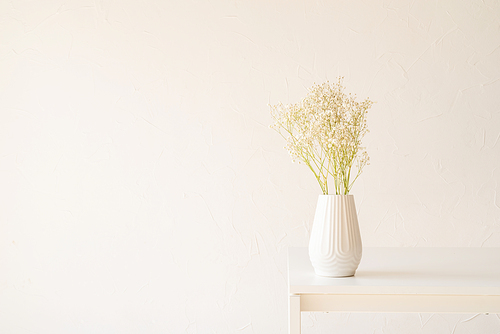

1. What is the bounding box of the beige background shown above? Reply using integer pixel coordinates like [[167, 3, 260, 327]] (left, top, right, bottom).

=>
[[1, 0, 500, 332]]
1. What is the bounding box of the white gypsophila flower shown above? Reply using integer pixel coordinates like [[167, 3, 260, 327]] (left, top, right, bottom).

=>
[[270, 78, 373, 195]]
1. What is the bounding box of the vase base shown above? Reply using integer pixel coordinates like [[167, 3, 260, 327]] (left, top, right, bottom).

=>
[[313, 269, 356, 278]]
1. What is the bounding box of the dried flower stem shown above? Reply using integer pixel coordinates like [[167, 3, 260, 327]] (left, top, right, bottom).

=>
[[270, 78, 373, 195]]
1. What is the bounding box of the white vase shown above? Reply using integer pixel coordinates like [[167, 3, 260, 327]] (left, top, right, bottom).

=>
[[308, 195, 362, 277]]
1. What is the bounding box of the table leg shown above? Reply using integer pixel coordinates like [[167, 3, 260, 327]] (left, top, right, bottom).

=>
[[289, 294, 301, 334]]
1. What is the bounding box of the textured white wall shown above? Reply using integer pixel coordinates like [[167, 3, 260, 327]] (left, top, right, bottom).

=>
[[1, 0, 500, 333]]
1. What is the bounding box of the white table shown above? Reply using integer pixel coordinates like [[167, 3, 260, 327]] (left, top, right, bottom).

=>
[[288, 247, 500, 334]]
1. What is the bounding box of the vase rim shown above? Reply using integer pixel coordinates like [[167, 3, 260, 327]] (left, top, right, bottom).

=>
[[318, 194, 354, 196]]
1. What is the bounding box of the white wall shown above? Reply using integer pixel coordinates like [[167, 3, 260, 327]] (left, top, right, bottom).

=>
[[1, 0, 500, 333]]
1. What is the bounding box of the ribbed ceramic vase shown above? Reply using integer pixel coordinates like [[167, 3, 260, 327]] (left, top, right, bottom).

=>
[[308, 195, 362, 277]]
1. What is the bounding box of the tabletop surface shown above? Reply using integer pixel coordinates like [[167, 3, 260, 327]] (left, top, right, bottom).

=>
[[288, 247, 500, 295]]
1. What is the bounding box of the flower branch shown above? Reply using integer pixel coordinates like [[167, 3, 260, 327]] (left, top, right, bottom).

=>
[[270, 78, 373, 195]]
